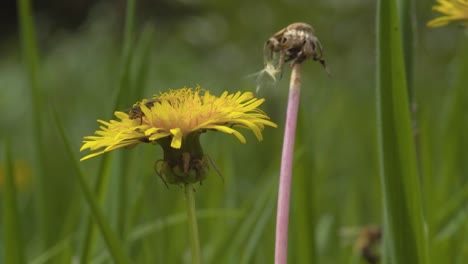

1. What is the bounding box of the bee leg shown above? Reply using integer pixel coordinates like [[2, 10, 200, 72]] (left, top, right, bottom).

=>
[[315, 56, 331, 76], [263, 42, 271, 63], [154, 160, 169, 189], [277, 52, 286, 79], [205, 154, 224, 183], [313, 41, 331, 76], [316, 39, 324, 58], [315, 40, 330, 72], [160, 175, 169, 189]]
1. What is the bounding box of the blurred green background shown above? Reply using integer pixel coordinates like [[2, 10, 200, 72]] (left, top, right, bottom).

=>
[[1, 0, 467, 263]]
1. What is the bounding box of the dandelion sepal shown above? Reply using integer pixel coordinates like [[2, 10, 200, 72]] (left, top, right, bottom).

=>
[[156, 133, 209, 185]]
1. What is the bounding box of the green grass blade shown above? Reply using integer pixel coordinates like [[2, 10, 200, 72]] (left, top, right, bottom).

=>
[[422, 29, 468, 264], [115, 0, 137, 240], [130, 24, 155, 99], [91, 209, 242, 263], [127, 209, 243, 245], [437, 36, 468, 217], [115, 0, 137, 109], [209, 176, 275, 264], [126, 26, 155, 232], [376, 1, 428, 263], [397, 0, 415, 96], [16, 0, 50, 247], [128, 167, 153, 230], [240, 199, 275, 264], [80, 154, 113, 264], [291, 108, 317, 263], [52, 111, 131, 264], [30, 237, 71, 264], [81, 1, 145, 258], [2, 139, 26, 264], [434, 183, 468, 241]]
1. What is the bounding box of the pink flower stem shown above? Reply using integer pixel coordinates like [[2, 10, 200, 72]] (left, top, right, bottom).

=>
[[275, 63, 302, 264]]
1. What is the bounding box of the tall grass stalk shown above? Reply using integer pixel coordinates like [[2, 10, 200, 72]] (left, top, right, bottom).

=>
[[428, 35, 468, 263], [2, 140, 26, 264], [376, 1, 428, 263], [53, 111, 132, 264], [398, 0, 416, 97], [116, 0, 138, 240], [16, 0, 50, 248], [79, 154, 113, 263], [80, 0, 140, 260], [211, 175, 276, 264]]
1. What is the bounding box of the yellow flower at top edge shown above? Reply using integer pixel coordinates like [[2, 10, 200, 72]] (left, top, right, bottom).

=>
[[427, 0, 468, 27], [80, 86, 277, 161]]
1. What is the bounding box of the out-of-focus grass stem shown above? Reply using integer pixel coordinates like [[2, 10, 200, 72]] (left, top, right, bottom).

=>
[[80, 155, 112, 263], [2, 139, 26, 264], [398, 0, 416, 99], [81, 0, 139, 258], [116, 0, 137, 240], [376, 0, 429, 263], [54, 111, 132, 264], [16, 0, 50, 248]]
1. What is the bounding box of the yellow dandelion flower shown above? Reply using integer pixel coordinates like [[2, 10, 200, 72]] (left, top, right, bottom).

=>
[[80, 86, 277, 185], [427, 0, 468, 27]]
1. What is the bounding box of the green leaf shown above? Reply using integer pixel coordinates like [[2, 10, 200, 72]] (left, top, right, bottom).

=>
[[53, 111, 131, 264], [376, 1, 429, 263], [2, 139, 26, 264]]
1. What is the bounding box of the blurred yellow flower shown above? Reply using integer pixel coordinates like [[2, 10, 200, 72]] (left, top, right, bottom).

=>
[[0, 160, 32, 192], [427, 0, 468, 27], [80, 86, 277, 161]]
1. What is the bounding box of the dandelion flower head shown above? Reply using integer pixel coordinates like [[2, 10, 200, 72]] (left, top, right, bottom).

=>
[[80, 86, 277, 161]]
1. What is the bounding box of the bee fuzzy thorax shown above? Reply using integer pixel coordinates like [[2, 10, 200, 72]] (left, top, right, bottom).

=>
[[283, 23, 315, 36]]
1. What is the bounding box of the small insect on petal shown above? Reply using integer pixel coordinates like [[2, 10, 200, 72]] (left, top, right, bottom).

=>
[[122, 98, 161, 124]]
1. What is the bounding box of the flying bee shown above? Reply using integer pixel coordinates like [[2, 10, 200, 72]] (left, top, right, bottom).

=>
[[355, 226, 382, 264], [264, 22, 329, 75], [124, 98, 160, 124]]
